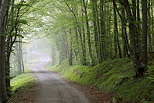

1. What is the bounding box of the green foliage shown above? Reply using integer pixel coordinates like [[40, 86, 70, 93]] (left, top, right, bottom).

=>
[[18, 19, 28, 25], [115, 79, 153, 102], [15, 3, 30, 8], [147, 66, 154, 80], [10, 72, 35, 95], [47, 58, 154, 102]]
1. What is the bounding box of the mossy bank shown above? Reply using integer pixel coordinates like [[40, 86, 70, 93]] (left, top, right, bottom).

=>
[[46, 58, 154, 103], [9, 69, 36, 103]]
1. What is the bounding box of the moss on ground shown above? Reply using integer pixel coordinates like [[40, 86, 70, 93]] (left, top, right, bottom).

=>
[[10, 68, 35, 97], [46, 58, 154, 102]]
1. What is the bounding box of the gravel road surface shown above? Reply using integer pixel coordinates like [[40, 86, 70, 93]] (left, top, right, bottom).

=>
[[30, 62, 90, 103]]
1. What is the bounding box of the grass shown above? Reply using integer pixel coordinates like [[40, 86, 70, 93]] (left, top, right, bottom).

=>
[[11, 73, 35, 95], [46, 58, 154, 102], [9, 68, 36, 103]]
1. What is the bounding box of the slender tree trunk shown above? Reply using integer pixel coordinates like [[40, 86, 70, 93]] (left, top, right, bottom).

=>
[[92, 0, 99, 63], [81, 8, 87, 65], [137, 0, 141, 34], [68, 29, 73, 66], [151, 1, 154, 49], [113, 1, 122, 58], [141, 0, 148, 72], [100, 0, 106, 61], [113, 2, 117, 55], [82, 26, 87, 65], [68, 40, 73, 66], [16, 41, 22, 74], [96, 6, 102, 62], [121, 10, 130, 57], [147, 1, 153, 52]]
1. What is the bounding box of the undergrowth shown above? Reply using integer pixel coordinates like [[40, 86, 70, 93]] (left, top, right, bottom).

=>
[[46, 58, 154, 102], [10, 68, 35, 98]]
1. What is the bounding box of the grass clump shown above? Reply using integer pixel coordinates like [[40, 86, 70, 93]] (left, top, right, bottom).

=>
[[47, 58, 154, 102], [10, 69, 35, 95]]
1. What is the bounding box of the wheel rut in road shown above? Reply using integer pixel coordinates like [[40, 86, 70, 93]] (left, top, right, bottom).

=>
[[30, 62, 90, 103]]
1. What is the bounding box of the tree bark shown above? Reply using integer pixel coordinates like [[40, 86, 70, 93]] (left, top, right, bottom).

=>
[[141, 0, 148, 72], [68, 29, 73, 66], [100, 0, 106, 61], [113, 1, 122, 58], [92, 0, 100, 63], [0, 0, 11, 102], [83, 0, 93, 66], [119, 0, 141, 77], [147, 1, 153, 52], [121, 10, 130, 57]]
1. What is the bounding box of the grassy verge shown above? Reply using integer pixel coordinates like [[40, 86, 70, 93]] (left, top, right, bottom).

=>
[[46, 58, 154, 103], [9, 68, 36, 103]]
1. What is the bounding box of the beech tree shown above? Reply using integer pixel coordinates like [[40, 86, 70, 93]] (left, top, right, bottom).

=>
[[0, 0, 11, 102]]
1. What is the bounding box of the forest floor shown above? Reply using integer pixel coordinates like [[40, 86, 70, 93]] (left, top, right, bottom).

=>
[[68, 81, 113, 103], [9, 85, 36, 103]]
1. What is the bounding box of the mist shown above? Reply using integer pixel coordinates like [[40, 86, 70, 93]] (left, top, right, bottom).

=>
[[23, 37, 52, 63]]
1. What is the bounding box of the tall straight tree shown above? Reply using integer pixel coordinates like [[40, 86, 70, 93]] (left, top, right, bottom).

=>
[[82, 0, 94, 66], [100, 0, 106, 61], [113, 1, 122, 58], [92, 0, 100, 63], [141, 0, 148, 73]]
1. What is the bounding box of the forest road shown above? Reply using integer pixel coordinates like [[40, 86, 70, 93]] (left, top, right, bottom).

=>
[[30, 62, 90, 103]]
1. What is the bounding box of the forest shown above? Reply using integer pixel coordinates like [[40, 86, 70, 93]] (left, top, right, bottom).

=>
[[0, 0, 154, 103]]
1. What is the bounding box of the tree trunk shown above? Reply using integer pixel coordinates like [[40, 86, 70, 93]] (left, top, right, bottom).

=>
[[5, 53, 11, 97], [83, 0, 93, 66], [147, 1, 153, 52], [113, 1, 122, 58], [92, 0, 100, 63], [141, 0, 148, 73], [0, 0, 11, 102], [0, 34, 8, 103], [68, 29, 73, 66], [121, 10, 130, 57], [100, 0, 106, 61], [81, 8, 87, 65], [119, 0, 141, 77]]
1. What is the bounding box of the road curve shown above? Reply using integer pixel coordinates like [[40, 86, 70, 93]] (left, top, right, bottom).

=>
[[30, 62, 90, 103]]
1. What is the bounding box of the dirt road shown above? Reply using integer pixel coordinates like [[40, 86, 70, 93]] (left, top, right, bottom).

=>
[[30, 62, 90, 103]]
